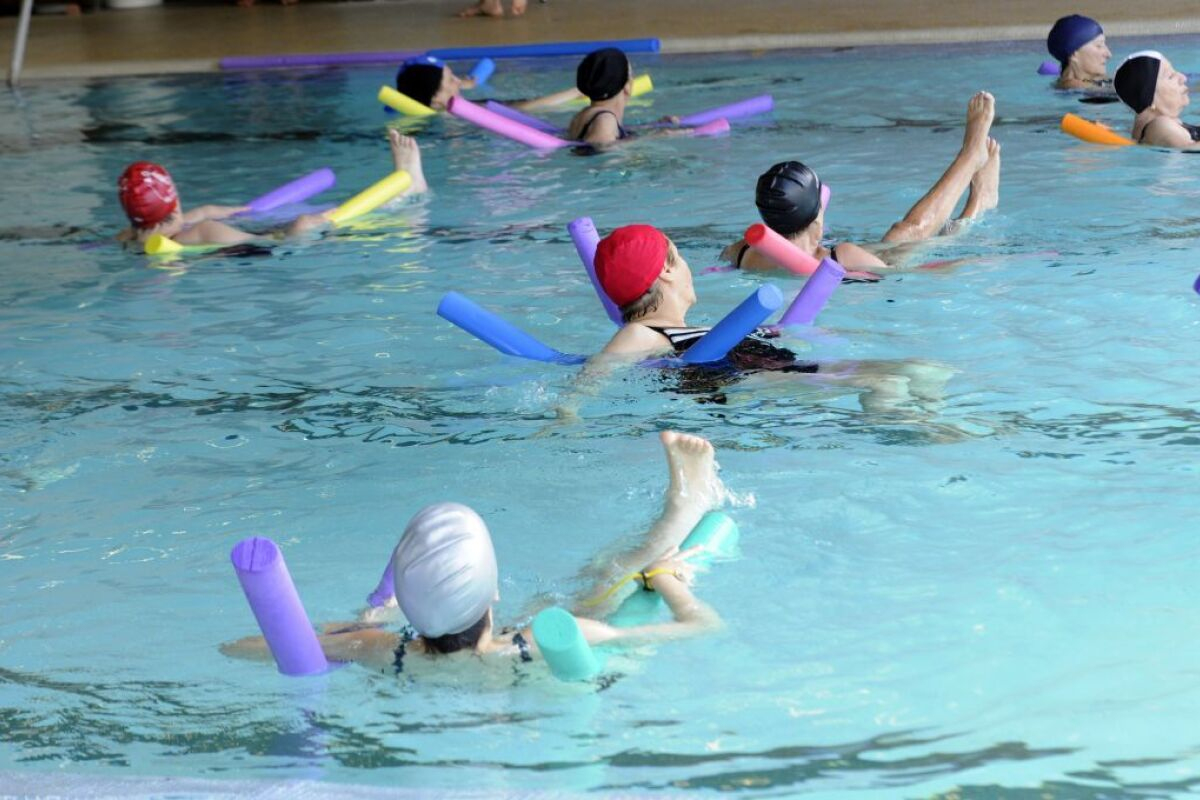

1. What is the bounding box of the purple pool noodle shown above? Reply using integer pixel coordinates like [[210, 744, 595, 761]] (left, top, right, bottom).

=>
[[569, 217, 623, 326], [778, 258, 845, 326], [820, 183, 831, 211], [483, 101, 561, 134], [1194, 274, 1200, 295], [220, 51, 422, 70], [1038, 60, 1062, 76], [367, 557, 395, 608], [678, 94, 773, 127], [230, 537, 330, 676], [245, 168, 336, 215]]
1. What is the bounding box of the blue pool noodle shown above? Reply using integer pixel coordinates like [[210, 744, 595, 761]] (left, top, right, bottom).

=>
[[532, 606, 603, 681], [427, 39, 660, 61], [469, 58, 496, 86], [437, 292, 585, 365], [681, 285, 784, 364], [777, 258, 844, 326], [230, 537, 330, 676], [568, 217, 624, 326]]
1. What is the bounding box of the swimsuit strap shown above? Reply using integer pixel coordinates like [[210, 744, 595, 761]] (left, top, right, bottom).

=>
[[393, 625, 416, 675], [511, 632, 533, 663], [578, 109, 627, 141], [828, 244, 840, 263], [734, 242, 751, 269]]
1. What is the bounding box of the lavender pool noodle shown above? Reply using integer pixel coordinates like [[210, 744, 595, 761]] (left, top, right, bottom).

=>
[[778, 258, 845, 326], [230, 537, 330, 676], [367, 556, 395, 608], [245, 168, 336, 215], [678, 94, 773, 127], [569, 217, 624, 325]]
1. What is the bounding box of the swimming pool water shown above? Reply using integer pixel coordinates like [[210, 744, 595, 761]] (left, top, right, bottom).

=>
[[1, 37, 1199, 798]]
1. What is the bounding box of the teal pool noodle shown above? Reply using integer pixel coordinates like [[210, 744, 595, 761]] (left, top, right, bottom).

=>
[[608, 512, 739, 628], [532, 607, 602, 682]]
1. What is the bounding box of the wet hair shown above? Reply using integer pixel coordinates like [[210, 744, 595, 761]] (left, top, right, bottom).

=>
[[395, 63, 444, 108], [421, 611, 490, 655], [755, 161, 823, 237], [620, 281, 664, 323]]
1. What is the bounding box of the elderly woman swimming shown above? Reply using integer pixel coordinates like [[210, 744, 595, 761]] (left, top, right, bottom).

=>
[[1114, 51, 1199, 149]]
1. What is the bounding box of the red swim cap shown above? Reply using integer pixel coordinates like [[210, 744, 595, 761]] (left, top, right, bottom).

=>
[[594, 224, 669, 306], [118, 162, 178, 228]]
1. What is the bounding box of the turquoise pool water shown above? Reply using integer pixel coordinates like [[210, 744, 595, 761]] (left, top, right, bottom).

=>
[[2, 37, 1199, 798]]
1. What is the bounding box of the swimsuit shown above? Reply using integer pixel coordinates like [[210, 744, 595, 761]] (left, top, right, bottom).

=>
[[392, 626, 532, 674], [576, 110, 631, 141]]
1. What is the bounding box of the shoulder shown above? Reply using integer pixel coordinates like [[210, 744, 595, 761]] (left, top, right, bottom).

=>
[[601, 322, 669, 355], [579, 110, 620, 144], [830, 241, 887, 268], [719, 238, 748, 265]]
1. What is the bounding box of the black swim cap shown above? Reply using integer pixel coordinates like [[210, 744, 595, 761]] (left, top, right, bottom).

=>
[[576, 48, 631, 102], [1114, 51, 1163, 113], [755, 161, 823, 237], [395, 63, 444, 108]]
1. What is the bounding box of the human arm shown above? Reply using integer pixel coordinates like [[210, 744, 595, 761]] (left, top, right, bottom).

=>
[[181, 205, 250, 225], [220, 623, 399, 669], [1139, 117, 1200, 149], [512, 87, 585, 111]]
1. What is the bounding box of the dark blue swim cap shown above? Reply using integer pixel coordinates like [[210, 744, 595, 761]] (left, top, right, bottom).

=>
[[1047, 15, 1104, 67]]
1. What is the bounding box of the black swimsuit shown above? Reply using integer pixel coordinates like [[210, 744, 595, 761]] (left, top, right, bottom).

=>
[[576, 110, 631, 141], [392, 626, 532, 674], [646, 324, 818, 401]]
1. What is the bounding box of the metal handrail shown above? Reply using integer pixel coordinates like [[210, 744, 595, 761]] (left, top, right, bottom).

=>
[[8, 0, 34, 87]]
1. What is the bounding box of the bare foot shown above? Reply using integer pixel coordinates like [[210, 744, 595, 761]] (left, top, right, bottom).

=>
[[961, 91, 995, 170], [511, 0, 527, 14], [660, 430, 725, 510], [957, 137, 1001, 222], [388, 129, 428, 193], [458, 0, 503, 17]]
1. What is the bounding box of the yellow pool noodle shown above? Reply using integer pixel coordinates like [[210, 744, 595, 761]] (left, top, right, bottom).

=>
[[144, 234, 184, 255], [567, 73, 653, 106], [327, 170, 413, 226], [378, 86, 438, 117]]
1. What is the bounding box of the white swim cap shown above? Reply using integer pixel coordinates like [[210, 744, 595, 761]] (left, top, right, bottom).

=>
[[392, 503, 498, 638]]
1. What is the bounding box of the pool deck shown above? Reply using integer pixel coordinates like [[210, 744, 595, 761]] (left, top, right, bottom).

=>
[[4, 0, 1200, 81]]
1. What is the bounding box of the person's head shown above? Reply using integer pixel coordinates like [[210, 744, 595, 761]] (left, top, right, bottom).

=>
[[576, 47, 632, 104], [594, 224, 693, 323], [1115, 51, 1189, 117], [395, 57, 462, 110], [755, 161, 825, 241], [391, 502, 499, 653], [118, 161, 182, 235], [1047, 15, 1109, 76]]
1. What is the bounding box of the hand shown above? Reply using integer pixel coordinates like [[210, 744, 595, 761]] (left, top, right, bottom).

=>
[[203, 204, 250, 220], [460, 77, 478, 90], [658, 115, 680, 125], [290, 212, 331, 235], [644, 545, 703, 589]]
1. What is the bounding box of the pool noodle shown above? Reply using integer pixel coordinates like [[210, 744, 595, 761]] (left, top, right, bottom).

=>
[[532, 607, 602, 682], [1038, 60, 1062, 76], [245, 168, 336, 215], [608, 512, 739, 627], [678, 94, 773, 127], [327, 170, 412, 225], [366, 557, 395, 608], [744, 223, 821, 276], [378, 86, 438, 117], [483, 101, 562, 134], [469, 58, 495, 86], [144, 234, 185, 255], [219, 51, 422, 70], [567, 73, 654, 106], [690, 118, 730, 137], [777, 258, 845, 326], [437, 292, 585, 364], [230, 537, 330, 677], [1060, 113, 1134, 146], [447, 95, 573, 149], [568, 217, 624, 326], [427, 39, 660, 60], [681, 285, 783, 365]]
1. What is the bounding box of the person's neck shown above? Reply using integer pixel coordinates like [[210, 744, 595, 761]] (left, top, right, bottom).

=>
[[632, 296, 690, 328], [787, 229, 821, 255], [1063, 63, 1102, 84], [590, 94, 626, 119]]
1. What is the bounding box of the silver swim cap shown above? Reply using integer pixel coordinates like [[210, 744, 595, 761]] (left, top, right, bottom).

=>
[[392, 503, 498, 637]]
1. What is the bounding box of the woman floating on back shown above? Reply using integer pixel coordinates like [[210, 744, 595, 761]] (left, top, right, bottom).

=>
[[1114, 51, 1200, 149]]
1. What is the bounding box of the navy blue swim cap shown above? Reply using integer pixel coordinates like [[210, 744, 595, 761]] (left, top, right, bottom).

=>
[[1047, 15, 1104, 67], [395, 62, 445, 107], [755, 161, 823, 237]]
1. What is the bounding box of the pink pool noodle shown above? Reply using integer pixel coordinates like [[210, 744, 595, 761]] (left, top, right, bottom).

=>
[[569, 217, 623, 325], [447, 95, 572, 150], [483, 101, 561, 134], [778, 258, 845, 326], [820, 183, 831, 211], [690, 118, 730, 137], [744, 223, 822, 276], [678, 94, 773, 127], [244, 168, 336, 215], [230, 537, 330, 676]]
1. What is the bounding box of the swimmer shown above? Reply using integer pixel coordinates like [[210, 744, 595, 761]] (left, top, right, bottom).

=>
[[394, 56, 571, 112], [1048, 14, 1112, 90], [720, 92, 1001, 272], [1114, 51, 1200, 149], [115, 130, 427, 248], [595, 225, 953, 414], [221, 431, 726, 674]]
